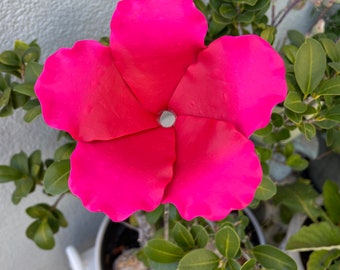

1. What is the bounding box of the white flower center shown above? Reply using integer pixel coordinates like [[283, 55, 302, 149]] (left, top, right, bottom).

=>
[[159, 110, 176, 128]]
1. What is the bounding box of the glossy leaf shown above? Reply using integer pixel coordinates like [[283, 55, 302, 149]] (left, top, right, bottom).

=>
[[328, 62, 340, 73], [284, 91, 307, 113], [227, 259, 241, 270], [173, 222, 195, 250], [298, 122, 316, 140], [215, 226, 240, 258], [10, 151, 29, 174], [43, 160, 70, 195], [255, 176, 277, 201], [52, 208, 68, 227], [26, 219, 55, 250], [178, 249, 220, 270], [253, 245, 297, 270], [294, 39, 326, 95], [13, 83, 35, 97], [274, 180, 322, 221], [320, 38, 340, 62], [0, 87, 11, 107], [145, 205, 164, 224], [323, 180, 340, 224], [0, 165, 23, 183], [324, 105, 340, 122], [26, 204, 51, 219], [12, 177, 34, 204], [190, 225, 209, 248], [241, 259, 256, 270], [24, 103, 41, 123], [286, 222, 340, 251], [54, 143, 76, 161], [29, 150, 42, 179], [145, 239, 184, 263], [286, 154, 309, 171], [287, 30, 305, 47], [317, 76, 340, 96], [282, 45, 298, 64], [307, 250, 340, 270], [0, 50, 20, 66], [24, 62, 42, 84]]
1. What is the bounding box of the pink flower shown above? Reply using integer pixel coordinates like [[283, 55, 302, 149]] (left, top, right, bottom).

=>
[[35, 0, 286, 221]]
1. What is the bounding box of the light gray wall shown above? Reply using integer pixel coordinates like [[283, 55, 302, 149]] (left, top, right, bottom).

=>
[[0, 0, 315, 270], [0, 1, 116, 270]]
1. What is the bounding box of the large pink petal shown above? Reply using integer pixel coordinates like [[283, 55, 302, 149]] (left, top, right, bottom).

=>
[[162, 116, 262, 221], [110, 0, 207, 113], [69, 127, 176, 222], [35, 40, 158, 142], [169, 35, 287, 137]]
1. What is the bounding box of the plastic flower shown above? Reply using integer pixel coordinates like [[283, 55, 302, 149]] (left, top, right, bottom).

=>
[[35, 0, 286, 221]]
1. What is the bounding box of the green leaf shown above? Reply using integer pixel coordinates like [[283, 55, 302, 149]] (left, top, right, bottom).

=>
[[173, 222, 195, 250], [26, 219, 55, 250], [274, 180, 322, 221], [255, 176, 277, 201], [227, 259, 241, 270], [144, 239, 184, 263], [317, 76, 340, 96], [0, 50, 20, 66], [253, 245, 297, 270], [260, 26, 276, 44], [26, 204, 51, 219], [219, 4, 235, 19], [286, 222, 340, 251], [320, 38, 340, 62], [10, 151, 29, 174], [12, 177, 34, 204], [298, 122, 316, 140], [24, 62, 42, 84], [324, 105, 340, 122], [287, 30, 305, 47], [0, 62, 21, 77], [307, 250, 340, 270], [0, 87, 11, 107], [254, 123, 272, 136], [328, 62, 340, 73], [43, 160, 70, 195], [54, 143, 76, 161], [323, 180, 340, 224], [24, 104, 41, 122], [282, 45, 299, 64], [190, 225, 209, 248], [51, 208, 68, 227], [178, 249, 220, 270], [284, 91, 307, 113], [13, 83, 35, 97], [215, 226, 240, 258], [0, 165, 23, 183], [294, 39, 326, 95], [236, 11, 255, 24], [148, 261, 178, 270], [271, 113, 284, 127], [241, 259, 256, 270], [29, 150, 42, 179], [285, 108, 302, 124], [233, 0, 257, 5], [286, 154, 309, 171], [145, 204, 164, 225], [22, 46, 40, 63]]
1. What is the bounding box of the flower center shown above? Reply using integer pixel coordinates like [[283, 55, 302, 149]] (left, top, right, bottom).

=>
[[159, 110, 176, 128]]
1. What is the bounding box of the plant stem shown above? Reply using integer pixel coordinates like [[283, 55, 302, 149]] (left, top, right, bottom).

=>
[[164, 204, 170, 241], [273, 0, 302, 27], [52, 193, 66, 208]]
